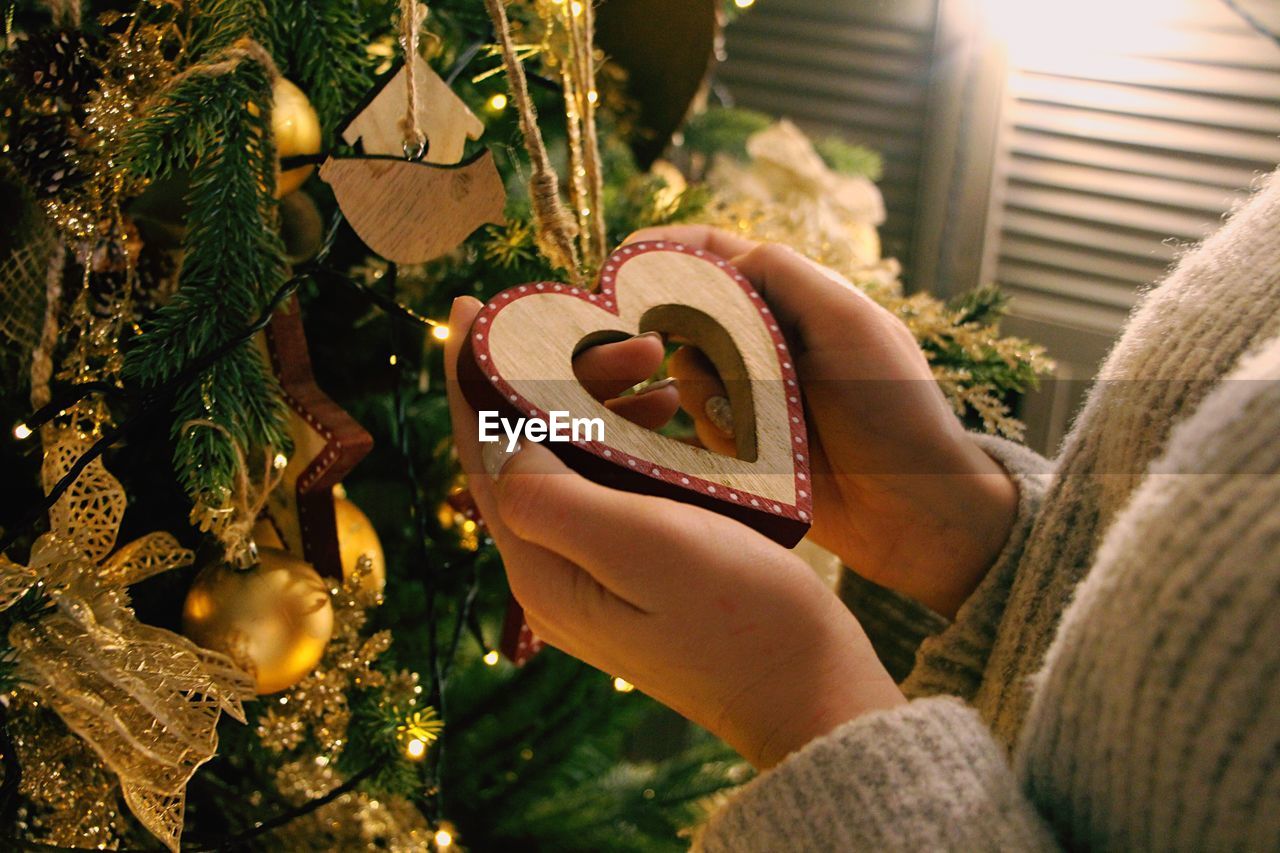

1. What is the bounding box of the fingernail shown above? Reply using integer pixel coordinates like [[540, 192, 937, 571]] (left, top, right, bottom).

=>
[[634, 330, 664, 343], [635, 376, 677, 396], [482, 440, 521, 481], [705, 395, 735, 436]]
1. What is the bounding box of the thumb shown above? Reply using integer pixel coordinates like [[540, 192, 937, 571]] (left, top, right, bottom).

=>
[[729, 243, 896, 360]]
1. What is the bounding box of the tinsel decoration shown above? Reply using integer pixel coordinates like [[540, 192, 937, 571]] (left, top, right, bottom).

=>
[[7, 692, 131, 849], [256, 559, 439, 850], [4, 29, 102, 105], [0, 430, 255, 852]]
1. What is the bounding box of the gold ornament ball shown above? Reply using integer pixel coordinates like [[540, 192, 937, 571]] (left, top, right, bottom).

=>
[[182, 548, 334, 695], [272, 78, 322, 197], [335, 495, 386, 596]]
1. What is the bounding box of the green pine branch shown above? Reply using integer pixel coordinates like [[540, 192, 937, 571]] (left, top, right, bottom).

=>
[[123, 50, 290, 509]]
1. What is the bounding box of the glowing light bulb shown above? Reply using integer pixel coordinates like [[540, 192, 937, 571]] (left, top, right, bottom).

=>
[[434, 826, 454, 848], [405, 737, 427, 760], [734, 0, 755, 7], [587, 90, 598, 105], [570, 1, 584, 16], [13, 422, 32, 440], [389, 354, 398, 366], [487, 92, 508, 112], [431, 324, 451, 341], [483, 650, 500, 666], [273, 452, 289, 469], [612, 676, 635, 693]]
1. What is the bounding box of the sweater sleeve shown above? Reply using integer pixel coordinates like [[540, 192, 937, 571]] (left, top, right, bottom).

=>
[[899, 434, 1054, 700], [695, 696, 1059, 852]]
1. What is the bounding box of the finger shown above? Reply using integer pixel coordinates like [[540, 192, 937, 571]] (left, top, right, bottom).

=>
[[604, 378, 680, 430], [492, 441, 780, 608], [572, 332, 665, 400], [445, 300, 647, 635], [668, 347, 736, 457], [443, 297, 549, 555], [623, 225, 758, 260]]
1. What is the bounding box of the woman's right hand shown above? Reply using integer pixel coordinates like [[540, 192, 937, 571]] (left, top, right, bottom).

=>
[[626, 225, 1018, 618]]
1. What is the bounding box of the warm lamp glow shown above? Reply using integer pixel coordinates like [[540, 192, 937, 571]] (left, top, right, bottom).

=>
[[431, 324, 451, 341], [980, 0, 1197, 69]]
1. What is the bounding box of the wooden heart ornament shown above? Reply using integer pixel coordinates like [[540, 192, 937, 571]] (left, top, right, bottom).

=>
[[460, 241, 812, 546]]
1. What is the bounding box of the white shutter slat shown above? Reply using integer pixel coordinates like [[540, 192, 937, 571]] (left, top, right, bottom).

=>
[[1008, 130, 1261, 189], [1005, 156, 1250, 214], [1012, 101, 1280, 164], [1010, 73, 1280, 134], [1002, 183, 1221, 242], [1002, 209, 1182, 265]]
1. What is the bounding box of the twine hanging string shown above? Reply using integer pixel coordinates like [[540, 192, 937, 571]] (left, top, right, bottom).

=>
[[398, 1, 430, 157], [180, 419, 282, 569], [564, 0, 607, 272], [483, 0, 583, 286]]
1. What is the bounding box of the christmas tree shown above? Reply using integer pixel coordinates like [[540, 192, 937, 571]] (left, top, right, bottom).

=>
[[0, 1, 1048, 849]]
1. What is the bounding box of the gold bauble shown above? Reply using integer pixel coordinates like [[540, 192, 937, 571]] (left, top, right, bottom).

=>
[[182, 548, 334, 695], [335, 495, 386, 596], [272, 78, 322, 197]]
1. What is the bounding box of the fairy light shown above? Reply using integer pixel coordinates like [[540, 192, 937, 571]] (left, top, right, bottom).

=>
[[431, 324, 451, 341], [389, 354, 398, 365], [434, 824, 456, 848], [612, 676, 635, 693], [273, 452, 288, 469], [487, 92, 508, 112], [398, 707, 443, 761], [483, 650, 500, 666], [586, 89, 598, 104], [570, 1, 583, 16], [13, 422, 32, 440], [734, 0, 755, 7]]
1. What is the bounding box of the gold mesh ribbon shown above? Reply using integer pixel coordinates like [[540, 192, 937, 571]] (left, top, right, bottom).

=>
[[1, 430, 255, 851]]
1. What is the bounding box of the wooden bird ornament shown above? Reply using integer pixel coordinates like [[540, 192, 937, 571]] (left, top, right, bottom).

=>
[[461, 241, 812, 546], [322, 57, 507, 265]]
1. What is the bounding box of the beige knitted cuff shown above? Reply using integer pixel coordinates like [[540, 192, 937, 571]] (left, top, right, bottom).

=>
[[901, 434, 1053, 700], [695, 697, 1058, 852]]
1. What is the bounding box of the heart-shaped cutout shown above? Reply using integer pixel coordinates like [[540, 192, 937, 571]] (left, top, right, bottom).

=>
[[460, 241, 812, 546]]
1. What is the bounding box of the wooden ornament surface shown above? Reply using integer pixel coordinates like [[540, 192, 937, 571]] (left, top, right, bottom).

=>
[[341, 56, 484, 164], [319, 150, 506, 265], [259, 297, 373, 578], [462, 241, 811, 546]]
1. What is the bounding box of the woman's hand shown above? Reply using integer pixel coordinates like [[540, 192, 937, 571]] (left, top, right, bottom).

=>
[[445, 297, 904, 769], [625, 226, 1018, 618]]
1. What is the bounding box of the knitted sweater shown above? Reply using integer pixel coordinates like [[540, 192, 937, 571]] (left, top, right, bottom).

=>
[[697, 170, 1280, 851]]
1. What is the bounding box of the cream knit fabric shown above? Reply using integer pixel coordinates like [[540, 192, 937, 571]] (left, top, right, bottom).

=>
[[697, 169, 1280, 850]]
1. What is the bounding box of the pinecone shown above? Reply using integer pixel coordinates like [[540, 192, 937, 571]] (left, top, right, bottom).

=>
[[8, 113, 86, 198], [5, 29, 101, 105]]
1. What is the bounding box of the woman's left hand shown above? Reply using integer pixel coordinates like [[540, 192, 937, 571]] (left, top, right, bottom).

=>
[[445, 296, 904, 769]]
